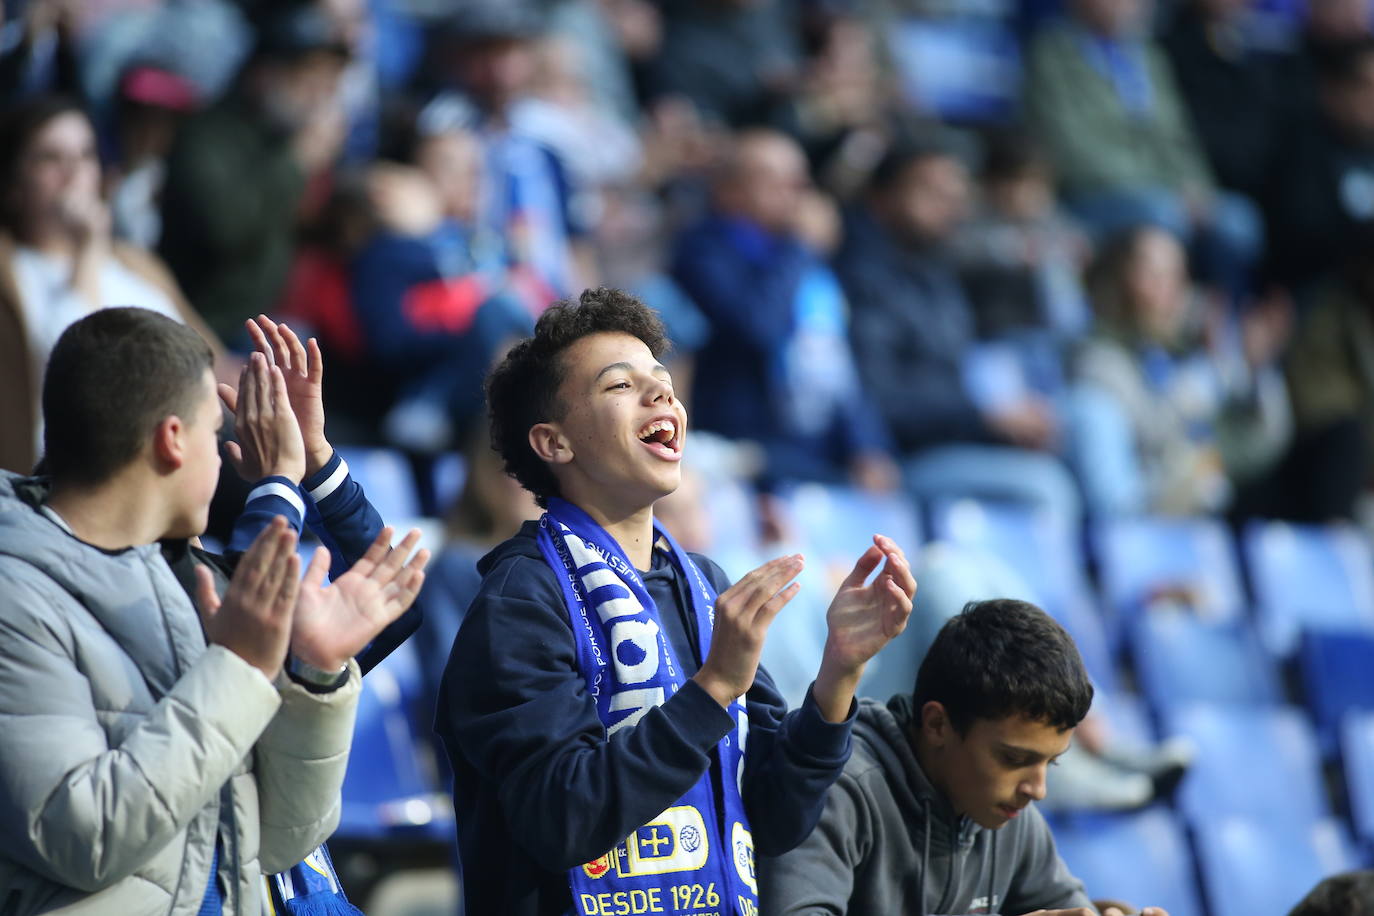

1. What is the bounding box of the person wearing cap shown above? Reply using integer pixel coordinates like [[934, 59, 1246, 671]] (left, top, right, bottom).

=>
[[158, 2, 352, 340], [108, 62, 203, 249]]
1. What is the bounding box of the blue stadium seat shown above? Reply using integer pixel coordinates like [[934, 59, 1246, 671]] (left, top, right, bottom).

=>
[[337, 643, 450, 841], [1051, 809, 1202, 916], [1164, 704, 1328, 832], [1093, 516, 1244, 641], [1091, 690, 1156, 748], [336, 445, 422, 522], [1132, 611, 1282, 712], [929, 497, 1090, 615], [1301, 628, 1374, 755], [889, 16, 1022, 123], [1244, 520, 1374, 657], [927, 498, 1116, 690], [1193, 816, 1359, 916], [783, 483, 923, 578], [1341, 710, 1374, 848]]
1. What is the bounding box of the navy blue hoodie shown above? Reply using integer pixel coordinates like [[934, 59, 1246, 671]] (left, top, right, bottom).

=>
[[436, 521, 855, 916]]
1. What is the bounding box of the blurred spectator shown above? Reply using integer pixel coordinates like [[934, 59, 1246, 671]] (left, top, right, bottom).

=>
[[1266, 38, 1374, 295], [1026, 0, 1263, 297], [278, 114, 533, 450], [510, 34, 643, 226], [159, 2, 350, 340], [544, 0, 655, 123], [838, 140, 1080, 517], [0, 0, 82, 98], [955, 128, 1093, 344], [776, 11, 893, 202], [0, 95, 230, 475], [350, 122, 533, 451], [650, 0, 802, 127], [106, 62, 202, 248], [672, 129, 900, 492], [428, 2, 593, 305], [1161, 0, 1288, 202], [1289, 869, 1374, 916], [1067, 225, 1291, 517], [1281, 0, 1374, 126], [416, 423, 540, 716], [1281, 234, 1374, 522]]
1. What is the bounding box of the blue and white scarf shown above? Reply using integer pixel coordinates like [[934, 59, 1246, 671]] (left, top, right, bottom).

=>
[[262, 844, 363, 916], [536, 498, 759, 916]]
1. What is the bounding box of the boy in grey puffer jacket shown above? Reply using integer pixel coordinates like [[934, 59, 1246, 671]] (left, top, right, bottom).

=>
[[0, 308, 427, 915]]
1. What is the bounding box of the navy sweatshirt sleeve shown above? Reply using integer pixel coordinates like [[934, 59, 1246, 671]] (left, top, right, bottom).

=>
[[301, 450, 420, 672], [225, 454, 419, 672]]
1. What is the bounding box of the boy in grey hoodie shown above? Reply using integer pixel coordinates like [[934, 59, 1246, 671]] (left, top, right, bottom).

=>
[[758, 598, 1169, 916]]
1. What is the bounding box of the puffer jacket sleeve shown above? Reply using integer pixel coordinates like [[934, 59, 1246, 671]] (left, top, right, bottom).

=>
[[253, 661, 361, 874], [0, 563, 282, 892]]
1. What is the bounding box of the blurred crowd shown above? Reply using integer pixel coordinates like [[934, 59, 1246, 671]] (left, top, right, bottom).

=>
[[10, 0, 1374, 910], [8, 0, 1374, 533]]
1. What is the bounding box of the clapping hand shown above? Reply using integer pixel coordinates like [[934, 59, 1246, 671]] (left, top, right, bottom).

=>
[[246, 316, 332, 476], [194, 517, 300, 680], [813, 534, 916, 721], [290, 527, 430, 673], [219, 351, 307, 483]]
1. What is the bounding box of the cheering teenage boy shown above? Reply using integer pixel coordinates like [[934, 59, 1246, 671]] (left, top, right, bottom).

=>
[[437, 288, 917, 916]]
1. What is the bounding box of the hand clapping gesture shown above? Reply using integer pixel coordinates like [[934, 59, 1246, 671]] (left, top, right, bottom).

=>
[[813, 534, 916, 721], [195, 522, 429, 682], [290, 527, 430, 674]]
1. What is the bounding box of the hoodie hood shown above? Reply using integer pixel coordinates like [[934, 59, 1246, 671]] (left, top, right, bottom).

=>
[[854, 694, 982, 854], [476, 519, 544, 576]]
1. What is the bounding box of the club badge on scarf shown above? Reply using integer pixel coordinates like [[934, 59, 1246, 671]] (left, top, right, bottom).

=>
[[536, 498, 759, 916], [263, 844, 364, 916]]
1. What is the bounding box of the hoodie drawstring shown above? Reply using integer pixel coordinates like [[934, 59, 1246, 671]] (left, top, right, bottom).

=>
[[987, 831, 997, 913], [919, 796, 931, 916]]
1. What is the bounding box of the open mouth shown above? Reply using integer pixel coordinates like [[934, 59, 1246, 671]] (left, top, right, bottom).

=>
[[637, 417, 683, 459], [997, 804, 1023, 820]]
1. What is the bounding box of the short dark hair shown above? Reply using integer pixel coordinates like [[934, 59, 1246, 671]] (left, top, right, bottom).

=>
[[979, 127, 1048, 183], [1290, 870, 1374, 916], [42, 307, 214, 485], [867, 127, 969, 195], [485, 288, 669, 508], [913, 598, 1094, 734]]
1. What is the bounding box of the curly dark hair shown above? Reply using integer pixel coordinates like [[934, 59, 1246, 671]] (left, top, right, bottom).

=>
[[914, 598, 1094, 735], [485, 288, 670, 508]]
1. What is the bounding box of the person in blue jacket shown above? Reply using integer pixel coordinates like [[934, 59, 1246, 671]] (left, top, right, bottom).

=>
[[671, 129, 899, 492], [436, 287, 918, 916]]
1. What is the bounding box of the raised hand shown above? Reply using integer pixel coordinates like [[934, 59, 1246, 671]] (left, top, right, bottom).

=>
[[813, 534, 916, 721], [246, 316, 331, 476], [289, 527, 430, 673], [691, 554, 804, 708], [194, 516, 300, 680], [218, 351, 307, 483]]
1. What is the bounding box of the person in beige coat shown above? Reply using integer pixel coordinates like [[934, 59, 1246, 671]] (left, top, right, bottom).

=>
[[0, 307, 428, 914]]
